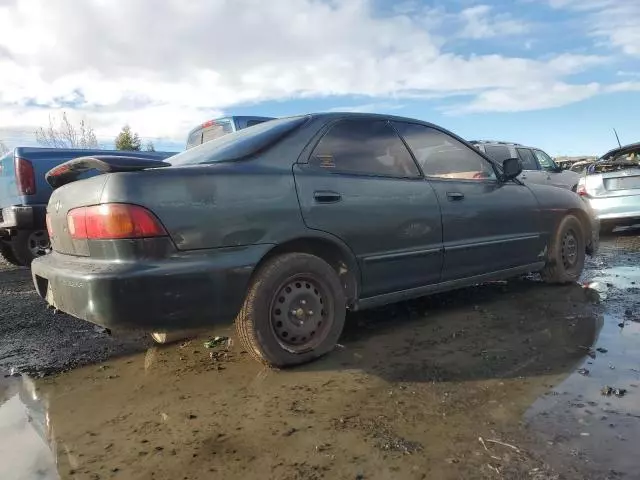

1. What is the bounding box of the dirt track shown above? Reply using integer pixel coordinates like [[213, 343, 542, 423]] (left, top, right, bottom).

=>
[[1, 230, 639, 479]]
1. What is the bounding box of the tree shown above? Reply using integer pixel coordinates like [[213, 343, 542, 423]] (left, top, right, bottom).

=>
[[114, 125, 142, 151], [0, 141, 8, 155], [145, 141, 155, 152], [35, 112, 99, 149]]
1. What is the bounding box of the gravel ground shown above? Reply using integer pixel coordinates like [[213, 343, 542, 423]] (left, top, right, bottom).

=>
[[0, 261, 151, 377]]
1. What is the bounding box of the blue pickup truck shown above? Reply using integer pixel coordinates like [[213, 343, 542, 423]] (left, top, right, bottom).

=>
[[0, 147, 176, 266]]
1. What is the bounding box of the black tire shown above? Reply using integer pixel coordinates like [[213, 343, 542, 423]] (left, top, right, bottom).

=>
[[540, 215, 586, 284], [10, 230, 51, 267], [236, 252, 346, 367], [0, 242, 22, 266]]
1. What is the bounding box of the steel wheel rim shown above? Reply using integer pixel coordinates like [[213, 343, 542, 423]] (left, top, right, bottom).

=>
[[28, 230, 51, 257], [561, 229, 578, 269], [270, 275, 333, 353]]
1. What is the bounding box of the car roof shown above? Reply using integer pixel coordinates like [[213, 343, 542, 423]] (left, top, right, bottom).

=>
[[469, 140, 541, 150]]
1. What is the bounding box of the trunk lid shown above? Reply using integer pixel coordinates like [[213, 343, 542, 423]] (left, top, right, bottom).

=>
[[583, 168, 640, 198], [46, 156, 171, 256]]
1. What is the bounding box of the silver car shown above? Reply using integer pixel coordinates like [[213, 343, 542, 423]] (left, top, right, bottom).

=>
[[576, 142, 640, 232], [471, 141, 581, 191]]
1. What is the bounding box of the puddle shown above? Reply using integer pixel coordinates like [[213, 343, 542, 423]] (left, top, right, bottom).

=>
[[0, 234, 637, 479], [0, 373, 58, 480], [525, 247, 640, 478]]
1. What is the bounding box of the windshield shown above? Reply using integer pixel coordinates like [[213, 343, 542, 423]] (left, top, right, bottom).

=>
[[170, 115, 310, 166]]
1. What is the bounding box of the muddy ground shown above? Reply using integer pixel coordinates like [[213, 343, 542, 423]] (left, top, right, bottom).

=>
[[1, 230, 639, 480]]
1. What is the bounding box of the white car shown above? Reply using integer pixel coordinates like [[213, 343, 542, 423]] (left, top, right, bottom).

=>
[[576, 142, 640, 233]]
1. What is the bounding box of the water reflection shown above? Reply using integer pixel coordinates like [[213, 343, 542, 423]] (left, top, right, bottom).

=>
[[525, 253, 640, 478], [0, 374, 58, 480]]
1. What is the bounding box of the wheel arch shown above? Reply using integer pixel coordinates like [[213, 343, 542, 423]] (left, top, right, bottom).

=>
[[253, 234, 361, 308], [567, 208, 594, 254]]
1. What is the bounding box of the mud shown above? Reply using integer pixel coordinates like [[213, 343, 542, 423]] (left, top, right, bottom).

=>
[[1, 230, 639, 479]]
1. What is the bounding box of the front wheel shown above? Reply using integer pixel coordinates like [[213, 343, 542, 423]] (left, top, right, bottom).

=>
[[541, 215, 586, 284], [236, 253, 346, 367]]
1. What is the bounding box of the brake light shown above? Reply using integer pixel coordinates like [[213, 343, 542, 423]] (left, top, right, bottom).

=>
[[67, 204, 167, 240], [15, 157, 36, 195], [576, 184, 588, 196]]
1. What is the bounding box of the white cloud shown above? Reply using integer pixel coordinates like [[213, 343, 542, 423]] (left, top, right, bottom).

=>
[[326, 102, 405, 113], [549, 0, 640, 56], [0, 0, 627, 145], [450, 81, 640, 113], [459, 5, 530, 39]]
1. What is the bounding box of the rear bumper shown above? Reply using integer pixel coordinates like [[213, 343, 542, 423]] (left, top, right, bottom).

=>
[[586, 195, 640, 224], [31, 245, 272, 331], [0, 205, 47, 232]]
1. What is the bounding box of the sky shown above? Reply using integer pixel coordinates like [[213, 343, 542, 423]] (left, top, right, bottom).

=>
[[0, 0, 638, 155]]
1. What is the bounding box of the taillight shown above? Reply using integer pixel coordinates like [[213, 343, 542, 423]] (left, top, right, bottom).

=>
[[67, 204, 167, 240], [576, 184, 588, 196], [15, 157, 36, 195]]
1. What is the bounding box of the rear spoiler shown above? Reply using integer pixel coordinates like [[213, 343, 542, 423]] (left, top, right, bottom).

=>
[[46, 155, 171, 189]]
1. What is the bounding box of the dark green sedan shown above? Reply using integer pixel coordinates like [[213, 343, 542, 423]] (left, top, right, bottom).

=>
[[32, 113, 599, 367]]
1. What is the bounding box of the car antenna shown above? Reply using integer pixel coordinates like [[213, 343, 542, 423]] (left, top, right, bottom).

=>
[[613, 128, 622, 148]]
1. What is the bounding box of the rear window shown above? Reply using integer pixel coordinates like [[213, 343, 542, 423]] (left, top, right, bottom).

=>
[[170, 115, 310, 166], [186, 121, 234, 149], [483, 145, 511, 162]]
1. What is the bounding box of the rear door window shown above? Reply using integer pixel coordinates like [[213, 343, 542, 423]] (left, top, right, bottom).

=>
[[309, 120, 420, 178], [483, 145, 512, 163], [517, 148, 539, 170]]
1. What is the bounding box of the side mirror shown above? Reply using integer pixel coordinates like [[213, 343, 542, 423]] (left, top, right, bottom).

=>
[[502, 157, 522, 181]]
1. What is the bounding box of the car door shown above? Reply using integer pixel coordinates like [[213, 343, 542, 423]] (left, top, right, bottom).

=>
[[293, 118, 443, 298], [515, 148, 548, 186], [394, 123, 543, 281], [533, 149, 578, 190]]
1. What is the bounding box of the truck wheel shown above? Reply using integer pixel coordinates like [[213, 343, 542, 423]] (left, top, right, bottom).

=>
[[540, 215, 586, 284], [11, 230, 51, 266], [236, 253, 346, 367], [0, 242, 22, 266]]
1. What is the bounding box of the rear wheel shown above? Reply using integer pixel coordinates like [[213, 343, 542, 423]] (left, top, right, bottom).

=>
[[0, 242, 22, 266], [236, 253, 346, 367], [11, 230, 51, 266], [541, 215, 586, 284]]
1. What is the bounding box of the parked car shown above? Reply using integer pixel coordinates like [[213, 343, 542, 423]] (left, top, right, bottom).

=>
[[576, 141, 640, 233], [32, 113, 599, 367], [570, 160, 593, 175], [470, 140, 581, 191], [0, 147, 177, 266], [185, 116, 275, 149]]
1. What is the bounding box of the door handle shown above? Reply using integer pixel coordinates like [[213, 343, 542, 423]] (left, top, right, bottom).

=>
[[313, 191, 342, 203], [521, 174, 527, 179], [446, 192, 464, 201]]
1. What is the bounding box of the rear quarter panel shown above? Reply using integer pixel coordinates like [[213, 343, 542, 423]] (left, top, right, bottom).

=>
[[100, 162, 306, 250]]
